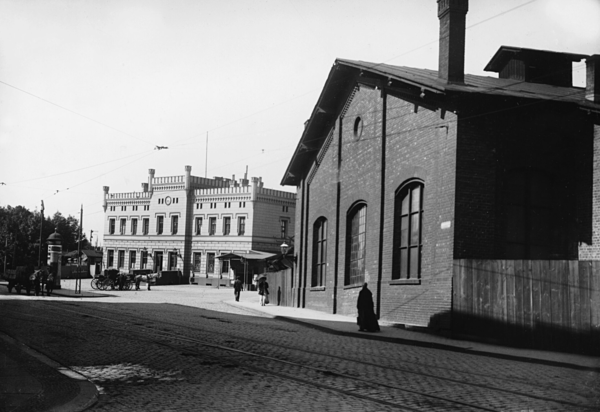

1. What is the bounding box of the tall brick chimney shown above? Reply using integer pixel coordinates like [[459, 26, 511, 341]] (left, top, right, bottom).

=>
[[586, 55, 600, 103], [438, 0, 469, 84]]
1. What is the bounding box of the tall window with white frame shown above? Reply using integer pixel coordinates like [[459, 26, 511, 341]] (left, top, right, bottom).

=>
[[345, 203, 366, 286], [168, 251, 177, 270], [120, 219, 126, 235], [109, 219, 115, 235], [142, 218, 149, 235], [157, 216, 164, 235], [129, 250, 136, 270], [131, 219, 138, 235], [207, 253, 215, 273], [118, 250, 125, 269], [195, 217, 202, 235], [312, 218, 327, 287], [141, 250, 148, 269], [209, 217, 216, 236], [107, 249, 114, 267], [193, 253, 202, 272], [280, 219, 288, 238], [238, 216, 246, 235], [393, 181, 423, 280], [223, 217, 231, 235], [171, 215, 178, 234]]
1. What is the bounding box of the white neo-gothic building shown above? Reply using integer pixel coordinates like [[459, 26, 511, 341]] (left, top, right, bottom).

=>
[[102, 165, 296, 285]]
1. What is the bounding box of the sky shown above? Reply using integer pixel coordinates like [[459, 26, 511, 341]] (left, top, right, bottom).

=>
[[1, 0, 599, 246]]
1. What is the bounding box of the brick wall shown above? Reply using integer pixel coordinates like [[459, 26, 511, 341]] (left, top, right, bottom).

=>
[[455, 100, 594, 261], [379, 94, 457, 328], [579, 124, 600, 259], [299, 86, 458, 328], [293, 83, 598, 332]]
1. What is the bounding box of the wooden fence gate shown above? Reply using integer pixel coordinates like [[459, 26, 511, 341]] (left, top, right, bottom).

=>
[[453, 259, 600, 355]]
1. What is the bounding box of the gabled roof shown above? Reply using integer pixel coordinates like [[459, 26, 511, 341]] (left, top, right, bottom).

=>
[[281, 57, 599, 186]]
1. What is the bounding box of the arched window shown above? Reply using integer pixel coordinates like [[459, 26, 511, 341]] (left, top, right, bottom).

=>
[[311, 218, 328, 287], [346, 203, 367, 286], [393, 181, 423, 280]]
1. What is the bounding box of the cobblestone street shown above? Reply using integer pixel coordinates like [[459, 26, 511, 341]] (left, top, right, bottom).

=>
[[1, 282, 599, 411]]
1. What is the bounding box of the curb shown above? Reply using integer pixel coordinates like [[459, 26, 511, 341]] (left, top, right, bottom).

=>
[[223, 300, 600, 373], [0, 332, 99, 412], [0, 282, 113, 298]]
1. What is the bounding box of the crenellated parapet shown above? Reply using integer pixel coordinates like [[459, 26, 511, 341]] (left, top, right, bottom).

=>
[[152, 175, 186, 191], [104, 190, 152, 208], [107, 192, 153, 200], [194, 185, 252, 202]]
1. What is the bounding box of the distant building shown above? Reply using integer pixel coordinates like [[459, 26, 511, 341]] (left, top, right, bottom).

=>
[[102, 166, 295, 285], [281, 0, 600, 354]]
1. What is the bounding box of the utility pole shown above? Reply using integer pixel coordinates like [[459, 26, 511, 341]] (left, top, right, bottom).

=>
[[76, 204, 83, 294], [38, 200, 44, 268], [3, 236, 7, 275]]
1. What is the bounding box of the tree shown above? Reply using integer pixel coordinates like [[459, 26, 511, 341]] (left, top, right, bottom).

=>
[[0, 205, 84, 270]]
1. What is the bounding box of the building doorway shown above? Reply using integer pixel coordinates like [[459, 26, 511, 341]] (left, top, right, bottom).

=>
[[168, 252, 177, 270], [154, 251, 163, 273]]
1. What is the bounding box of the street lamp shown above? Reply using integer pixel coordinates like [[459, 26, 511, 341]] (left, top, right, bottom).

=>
[[280, 242, 289, 255], [280, 242, 297, 263]]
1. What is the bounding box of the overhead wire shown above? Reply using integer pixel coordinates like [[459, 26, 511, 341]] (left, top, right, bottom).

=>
[[0, 0, 565, 204], [44, 150, 156, 200], [169, 0, 541, 153], [7, 149, 156, 185], [0, 80, 152, 146]]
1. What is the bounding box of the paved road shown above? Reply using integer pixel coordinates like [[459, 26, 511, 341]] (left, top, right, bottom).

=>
[[0, 281, 598, 411]]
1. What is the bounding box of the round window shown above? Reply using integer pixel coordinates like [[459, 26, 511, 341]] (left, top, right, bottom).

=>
[[353, 116, 363, 139]]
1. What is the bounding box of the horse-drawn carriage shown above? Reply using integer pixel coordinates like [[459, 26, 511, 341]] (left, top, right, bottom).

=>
[[90, 268, 160, 291], [5, 266, 35, 294]]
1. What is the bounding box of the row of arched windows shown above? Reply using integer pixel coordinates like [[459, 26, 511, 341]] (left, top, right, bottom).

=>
[[311, 180, 424, 287]]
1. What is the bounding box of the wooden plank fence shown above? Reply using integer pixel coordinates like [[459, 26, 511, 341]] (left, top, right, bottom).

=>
[[264, 268, 293, 307], [453, 259, 600, 355]]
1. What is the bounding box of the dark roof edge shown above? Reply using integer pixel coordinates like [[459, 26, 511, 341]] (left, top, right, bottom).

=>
[[484, 45, 588, 72], [280, 61, 353, 186]]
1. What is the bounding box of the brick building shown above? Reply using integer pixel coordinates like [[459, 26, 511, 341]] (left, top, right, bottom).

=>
[[103, 166, 295, 286], [281, 0, 600, 353]]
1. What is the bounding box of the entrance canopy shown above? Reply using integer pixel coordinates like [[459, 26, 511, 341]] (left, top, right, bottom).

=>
[[216, 251, 276, 261]]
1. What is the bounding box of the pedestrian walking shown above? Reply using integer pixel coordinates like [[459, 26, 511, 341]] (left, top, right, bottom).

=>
[[32, 271, 41, 297], [46, 270, 55, 296], [233, 276, 243, 302], [257, 276, 269, 306], [40, 269, 49, 296], [357, 283, 380, 332]]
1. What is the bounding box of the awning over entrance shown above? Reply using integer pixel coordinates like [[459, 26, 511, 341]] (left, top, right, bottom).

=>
[[216, 251, 276, 261]]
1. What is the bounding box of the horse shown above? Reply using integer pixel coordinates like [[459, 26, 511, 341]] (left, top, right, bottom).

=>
[[134, 272, 162, 290]]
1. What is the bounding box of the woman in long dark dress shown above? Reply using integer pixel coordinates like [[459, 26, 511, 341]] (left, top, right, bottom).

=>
[[357, 283, 380, 332]]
